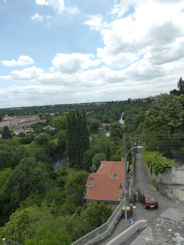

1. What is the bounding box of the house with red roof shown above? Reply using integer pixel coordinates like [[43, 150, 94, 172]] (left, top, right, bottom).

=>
[[85, 161, 125, 204], [0, 121, 9, 128]]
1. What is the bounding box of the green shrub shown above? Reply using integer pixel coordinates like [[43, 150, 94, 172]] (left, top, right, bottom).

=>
[[143, 151, 172, 175]]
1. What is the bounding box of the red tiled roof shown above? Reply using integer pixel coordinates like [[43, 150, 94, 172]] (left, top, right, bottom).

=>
[[0, 119, 21, 126], [11, 119, 21, 124], [0, 122, 9, 126], [86, 161, 125, 201], [97, 161, 124, 180]]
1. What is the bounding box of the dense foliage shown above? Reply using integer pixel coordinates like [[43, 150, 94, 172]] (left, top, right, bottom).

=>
[[0, 106, 118, 244], [67, 111, 89, 168], [143, 151, 172, 175], [0, 81, 184, 244], [2, 126, 12, 139], [142, 94, 184, 156], [144, 95, 184, 133]]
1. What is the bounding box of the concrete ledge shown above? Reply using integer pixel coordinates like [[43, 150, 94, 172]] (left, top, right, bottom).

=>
[[106, 220, 147, 245]]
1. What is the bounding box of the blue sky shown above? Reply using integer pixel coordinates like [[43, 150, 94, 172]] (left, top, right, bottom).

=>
[[0, 0, 184, 108]]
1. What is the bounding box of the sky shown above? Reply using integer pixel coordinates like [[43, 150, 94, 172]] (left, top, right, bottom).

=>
[[0, 0, 184, 108]]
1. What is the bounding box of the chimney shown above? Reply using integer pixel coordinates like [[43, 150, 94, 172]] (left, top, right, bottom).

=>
[[113, 173, 117, 180]]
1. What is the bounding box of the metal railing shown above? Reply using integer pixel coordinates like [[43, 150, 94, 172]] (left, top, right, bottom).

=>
[[72, 199, 124, 245]]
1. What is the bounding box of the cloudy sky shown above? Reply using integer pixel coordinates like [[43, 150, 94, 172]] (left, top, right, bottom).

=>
[[0, 0, 184, 108]]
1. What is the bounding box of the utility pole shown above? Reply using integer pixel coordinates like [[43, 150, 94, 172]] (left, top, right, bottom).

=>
[[123, 133, 128, 224], [123, 133, 127, 189], [130, 134, 134, 204], [131, 134, 134, 166]]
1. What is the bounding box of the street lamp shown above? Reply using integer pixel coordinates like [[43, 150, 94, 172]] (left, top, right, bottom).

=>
[[124, 145, 143, 225]]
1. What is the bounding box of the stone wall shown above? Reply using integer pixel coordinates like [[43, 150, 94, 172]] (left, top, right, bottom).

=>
[[143, 160, 184, 201], [144, 160, 184, 185], [106, 220, 147, 245], [172, 167, 184, 184]]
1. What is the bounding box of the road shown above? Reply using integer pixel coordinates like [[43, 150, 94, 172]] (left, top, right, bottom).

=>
[[133, 152, 174, 224], [99, 152, 175, 245]]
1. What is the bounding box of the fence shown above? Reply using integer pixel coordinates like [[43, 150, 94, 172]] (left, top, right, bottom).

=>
[[72, 199, 124, 245]]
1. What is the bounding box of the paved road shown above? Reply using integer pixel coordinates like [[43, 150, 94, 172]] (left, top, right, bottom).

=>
[[133, 152, 175, 224], [99, 152, 175, 245]]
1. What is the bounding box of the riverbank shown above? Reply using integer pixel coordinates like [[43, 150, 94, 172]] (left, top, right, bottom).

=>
[[52, 156, 69, 170]]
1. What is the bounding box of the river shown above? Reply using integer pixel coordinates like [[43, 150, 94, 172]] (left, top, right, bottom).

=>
[[119, 112, 125, 125], [105, 112, 124, 137], [53, 113, 124, 168], [52, 156, 69, 170]]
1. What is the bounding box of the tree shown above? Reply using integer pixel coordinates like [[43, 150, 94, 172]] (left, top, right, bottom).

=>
[[0, 204, 72, 244], [92, 133, 110, 154], [19, 132, 26, 137], [143, 94, 184, 155], [133, 111, 145, 131], [52, 167, 68, 188], [144, 94, 184, 134], [0, 144, 27, 170], [2, 126, 12, 139], [110, 122, 122, 138], [19, 134, 34, 144], [91, 153, 105, 172], [31, 122, 46, 133], [67, 111, 89, 168], [88, 118, 100, 133], [67, 202, 112, 241], [52, 115, 67, 130], [82, 149, 94, 171], [0, 168, 11, 186], [0, 157, 50, 214], [25, 227, 71, 245], [64, 171, 88, 213], [34, 133, 50, 146], [106, 144, 111, 160], [56, 130, 67, 156], [81, 202, 112, 229], [0, 208, 31, 242]]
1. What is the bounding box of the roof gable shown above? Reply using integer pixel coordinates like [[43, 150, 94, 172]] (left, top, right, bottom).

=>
[[86, 161, 125, 201]]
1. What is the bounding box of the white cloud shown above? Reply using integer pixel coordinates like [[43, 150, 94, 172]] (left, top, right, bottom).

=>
[[50, 53, 100, 74], [11, 66, 43, 80], [31, 13, 53, 25], [98, 0, 184, 69], [150, 37, 184, 65], [1, 0, 184, 108], [65, 7, 79, 15], [0, 75, 11, 80], [98, 48, 137, 68], [2, 56, 34, 67], [111, 0, 184, 17], [35, 0, 65, 13], [84, 15, 104, 31], [35, 0, 47, 5], [0, 56, 182, 108], [31, 13, 43, 21]]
